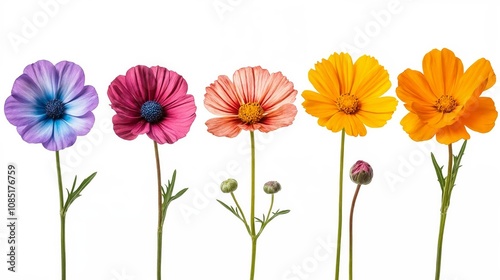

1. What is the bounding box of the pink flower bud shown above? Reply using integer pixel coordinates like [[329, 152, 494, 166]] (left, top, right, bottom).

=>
[[349, 160, 373, 185]]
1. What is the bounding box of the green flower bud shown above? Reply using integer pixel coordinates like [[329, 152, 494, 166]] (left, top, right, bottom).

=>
[[349, 160, 373, 185], [220, 178, 238, 193], [263, 181, 281, 194]]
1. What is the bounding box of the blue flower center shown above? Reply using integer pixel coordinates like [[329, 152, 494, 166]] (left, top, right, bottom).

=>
[[141, 101, 164, 123], [45, 99, 65, 119]]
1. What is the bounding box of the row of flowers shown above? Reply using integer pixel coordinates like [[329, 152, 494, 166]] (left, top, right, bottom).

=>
[[3, 48, 496, 280]]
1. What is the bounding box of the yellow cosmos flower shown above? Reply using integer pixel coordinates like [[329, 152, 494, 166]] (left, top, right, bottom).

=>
[[302, 52, 398, 136], [397, 48, 497, 145]]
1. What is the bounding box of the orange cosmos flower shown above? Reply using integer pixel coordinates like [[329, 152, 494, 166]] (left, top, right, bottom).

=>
[[204, 66, 298, 137], [302, 52, 398, 136], [397, 48, 497, 145]]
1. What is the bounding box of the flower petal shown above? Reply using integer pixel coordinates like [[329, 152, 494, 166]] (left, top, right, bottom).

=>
[[125, 65, 156, 103], [328, 53, 354, 95], [356, 96, 398, 127], [461, 97, 497, 133], [233, 66, 268, 103], [23, 60, 59, 100], [17, 118, 54, 144], [259, 104, 297, 132], [151, 66, 188, 106], [302, 90, 339, 119], [422, 48, 463, 97], [56, 61, 85, 102], [108, 74, 142, 112], [259, 71, 297, 111], [111, 114, 140, 141], [308, 58, 341, 100], [11, 74, 45, 105], [42, 119, 77, 151], [148, 116, 193, 144], [4, 95, 45, 127], [396, 69, 437, 105], [65, 85, 99, 116], [206, 117, 242, 138], [63, 112, 96, 136], [204, 75, 241, 116], [435, 121, 470, 145], [351, 55, 391, 100], [453, 58, 496, 105], [400, 112, 436, 142]]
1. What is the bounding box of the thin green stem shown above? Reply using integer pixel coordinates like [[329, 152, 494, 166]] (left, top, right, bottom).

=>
[[435, 144, 453, 280], [56, 151, 66, 280], [249, 131, 257, 280], [257, 194, 274, 238], [349, 184, 361, 280], [231, 192, 250, 234], [154, 141, 163, 280], [335, 129, 346, 280]]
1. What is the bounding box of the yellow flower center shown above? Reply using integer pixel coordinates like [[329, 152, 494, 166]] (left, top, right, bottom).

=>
[[435, 95, 458, 113], [238, 102, 264, 124], [337, 93, 359, 114]]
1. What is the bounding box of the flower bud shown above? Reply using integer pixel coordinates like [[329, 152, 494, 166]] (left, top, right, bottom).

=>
[[263, 181, 281, 194], [220, 178, 238, 193], [349, 160, 373, 185]]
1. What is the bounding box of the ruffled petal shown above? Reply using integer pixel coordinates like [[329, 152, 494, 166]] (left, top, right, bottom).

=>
[[258, 104, 297, 133], [23, 60, 59, 100], [232, 66, 268, 103], [435, 121, 470, 145], [56, 61, 85, 102], [308, 58, 341, 100], [151, 66, 188, 106], [206, 117, 242, 138], [124, 65, 156, 104], [351, 55, 391, 100], [111, 114, 140, 141], [259, 71, 297, 111], [4, 95, 45, 127], [108, 74, 142, 111], [396, 69, 437, 105], [164, 94, 196, 120], [422, 48, 463, 97], [204, 75, 241, 116], [42, 119, 77, 151], [65, 85, 99, 117], [400, 112, 437, 142], [461, 97, 497, 133], [148, 114, 194, 144], [454, 58, 495, 105]]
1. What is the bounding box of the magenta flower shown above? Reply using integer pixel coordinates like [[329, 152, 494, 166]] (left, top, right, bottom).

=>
[[107, 65, 196, 144], [4, 60, 98, 151]]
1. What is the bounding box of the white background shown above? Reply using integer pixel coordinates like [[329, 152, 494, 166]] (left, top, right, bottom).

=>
[[1, 0, 499, 279]]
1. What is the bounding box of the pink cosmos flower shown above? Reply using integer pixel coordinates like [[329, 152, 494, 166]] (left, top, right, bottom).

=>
[[107, 65, 196, 144], [204, 66, 298, 137]]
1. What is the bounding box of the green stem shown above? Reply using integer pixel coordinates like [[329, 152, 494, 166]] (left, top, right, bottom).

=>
[[249, 131, 257, 280], [257, 194, 274, 238], [154, 141, 163, 280], [349, 184, 361, 280], [435, 144, 453, 280], [335, 129, 346, 280], [231, 192, 250, 234], [56, 151, 66, 280]]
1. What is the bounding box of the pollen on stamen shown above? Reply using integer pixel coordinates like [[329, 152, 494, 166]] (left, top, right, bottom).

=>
[[238, 102, 264, 124], [435, 95, 458, 113], [337, 93, 359, 114]]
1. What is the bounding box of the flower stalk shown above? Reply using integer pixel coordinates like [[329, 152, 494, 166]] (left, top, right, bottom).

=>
[[335, 129, 346, 280]]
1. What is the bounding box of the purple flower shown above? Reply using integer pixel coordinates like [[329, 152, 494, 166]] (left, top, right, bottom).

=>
[[349, 160, 373, 185], [4, 60, 98, 151]]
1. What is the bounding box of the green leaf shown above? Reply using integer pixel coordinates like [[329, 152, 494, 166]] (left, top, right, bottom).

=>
[[170, 188, 188, 202], [450, 140, 467, 190], [63, 172, 97, 214], [431, 152, 445, 190], [216, 199, 240, 219]]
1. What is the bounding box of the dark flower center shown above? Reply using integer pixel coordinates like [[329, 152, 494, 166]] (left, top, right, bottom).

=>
[[141, 101, 164, 123], [45, 99, 65, 119]]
